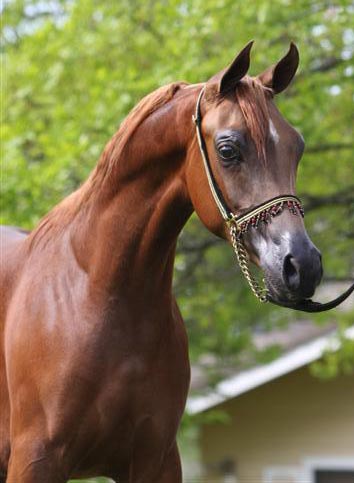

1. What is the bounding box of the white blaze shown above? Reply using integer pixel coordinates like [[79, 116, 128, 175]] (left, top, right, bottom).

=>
[[269, 119, 280, 144]]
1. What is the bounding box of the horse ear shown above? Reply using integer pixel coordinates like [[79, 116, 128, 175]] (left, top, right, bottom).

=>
[[218, 41, 254, 94], [258, 42, 299, 94]]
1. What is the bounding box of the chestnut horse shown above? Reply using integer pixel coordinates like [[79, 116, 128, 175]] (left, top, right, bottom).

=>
[[1, 43, 324, 482]]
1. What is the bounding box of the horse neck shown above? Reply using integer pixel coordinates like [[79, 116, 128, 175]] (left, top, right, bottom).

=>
[[72, 85, 200, 303]]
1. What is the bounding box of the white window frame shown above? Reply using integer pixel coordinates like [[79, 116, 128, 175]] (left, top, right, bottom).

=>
[[263, 465, 302, 483], [302, 456, 354, 483]]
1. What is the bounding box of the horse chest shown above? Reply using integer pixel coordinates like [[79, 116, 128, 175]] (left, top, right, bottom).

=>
[[58, 312, 190, 476], [58, 305, 190, 426]]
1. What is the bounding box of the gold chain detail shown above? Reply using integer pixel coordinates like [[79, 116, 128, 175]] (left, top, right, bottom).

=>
[[229, 223, 268, 303]]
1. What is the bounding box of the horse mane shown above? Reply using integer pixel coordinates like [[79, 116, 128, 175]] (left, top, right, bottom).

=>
[[235, 76, 272, 162], [28, 81, 187, 249], [87, 81, 187, 192]]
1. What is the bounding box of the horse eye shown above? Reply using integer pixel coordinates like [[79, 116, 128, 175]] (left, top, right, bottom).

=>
[[218, 144, 241, 162]]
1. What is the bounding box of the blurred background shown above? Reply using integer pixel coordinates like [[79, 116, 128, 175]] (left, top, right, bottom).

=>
[[1, 1, 353, 482]]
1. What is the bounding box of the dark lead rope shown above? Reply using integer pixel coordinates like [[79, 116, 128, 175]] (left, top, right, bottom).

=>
[[193, 86, 354, 312], [268, 283, 354, 312]]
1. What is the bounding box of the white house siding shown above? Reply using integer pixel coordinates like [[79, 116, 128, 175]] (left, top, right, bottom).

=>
[[199, 366, 354, 483]]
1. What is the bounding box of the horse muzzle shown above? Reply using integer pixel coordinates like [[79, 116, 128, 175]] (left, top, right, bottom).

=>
[[258, 231, 354, 313], [281, 233, 323, 299], [261, 233, 321, 299]]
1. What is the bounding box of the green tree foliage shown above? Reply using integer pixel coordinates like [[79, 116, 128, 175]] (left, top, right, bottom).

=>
[[2, 0, 353, 361], [1, 3, 353, 475], [2, 0, 353, 364]]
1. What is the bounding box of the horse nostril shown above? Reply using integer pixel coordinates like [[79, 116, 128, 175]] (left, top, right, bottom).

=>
[[283, 254, 300, 291]]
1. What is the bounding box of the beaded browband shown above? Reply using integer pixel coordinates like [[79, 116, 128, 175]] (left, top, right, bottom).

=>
[[192, 86, 354, 312]]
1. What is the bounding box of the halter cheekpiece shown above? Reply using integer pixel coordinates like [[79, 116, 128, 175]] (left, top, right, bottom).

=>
[[192, 86, 354, 312]]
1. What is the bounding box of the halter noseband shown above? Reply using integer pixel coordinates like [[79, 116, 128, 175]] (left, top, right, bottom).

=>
[[193, 86, 354, 312]]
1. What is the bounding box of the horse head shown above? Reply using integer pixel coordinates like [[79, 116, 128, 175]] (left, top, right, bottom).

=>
[[186, 42, 327, 307]]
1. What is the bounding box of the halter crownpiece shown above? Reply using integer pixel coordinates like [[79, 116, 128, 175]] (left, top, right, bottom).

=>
[[193, 86, 354, 312]]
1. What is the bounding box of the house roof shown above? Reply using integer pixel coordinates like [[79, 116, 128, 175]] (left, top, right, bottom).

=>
[[187, 324, 354, 414]]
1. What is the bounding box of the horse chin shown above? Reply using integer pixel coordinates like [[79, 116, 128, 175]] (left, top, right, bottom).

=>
[[263, 270, 305, 304]]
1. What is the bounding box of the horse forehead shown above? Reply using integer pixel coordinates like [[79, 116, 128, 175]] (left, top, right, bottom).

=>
[[202, 97, 301, 150], [269, 104, 303, 147], [203, 99, 245, 135]]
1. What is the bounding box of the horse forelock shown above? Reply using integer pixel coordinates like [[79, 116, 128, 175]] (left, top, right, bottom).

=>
[[235, 76, 272, 163]]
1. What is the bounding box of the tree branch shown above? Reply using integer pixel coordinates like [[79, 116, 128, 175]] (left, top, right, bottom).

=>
[[178, 238, 221, 254], [302, 187, 354, 211], [308, 57, 344, 73], [306, 143, 353, 154]]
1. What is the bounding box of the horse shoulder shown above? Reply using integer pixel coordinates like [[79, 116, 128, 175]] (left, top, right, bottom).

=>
[[0, 226, 29, 475]]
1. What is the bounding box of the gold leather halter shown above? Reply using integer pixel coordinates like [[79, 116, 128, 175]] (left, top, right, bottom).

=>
[[192, 86, 354, 312]]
